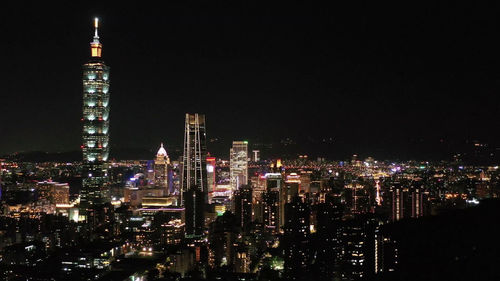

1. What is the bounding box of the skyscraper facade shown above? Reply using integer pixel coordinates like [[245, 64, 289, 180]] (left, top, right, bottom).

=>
[[386, 183, 429, 222], [283, 196, 311, 280], [234, 184, 252, 233], [154, 143, 170, 191], [206, 156, 216, 194], [181, 113, 208, 238], [80, 18, 111, 220], [252, 150, 260, 162], [262, 173, 283, 233], [230, 141, 248, 190]]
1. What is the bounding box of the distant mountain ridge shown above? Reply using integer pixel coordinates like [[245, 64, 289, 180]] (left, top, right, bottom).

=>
[[2, 139, 499, 164]]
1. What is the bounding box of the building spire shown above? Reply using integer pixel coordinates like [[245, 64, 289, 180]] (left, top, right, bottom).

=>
[[94, 17, 100, 41], [90, 17, 102, 58]]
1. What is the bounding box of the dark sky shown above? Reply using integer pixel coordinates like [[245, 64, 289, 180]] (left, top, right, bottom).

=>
[[1, 3, 500, 159]]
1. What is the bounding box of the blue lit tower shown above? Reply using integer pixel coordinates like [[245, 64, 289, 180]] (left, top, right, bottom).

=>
[[80, 18, 111, 221]]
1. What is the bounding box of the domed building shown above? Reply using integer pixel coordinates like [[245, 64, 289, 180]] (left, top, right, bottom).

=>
[[154, 143, 171, 192]]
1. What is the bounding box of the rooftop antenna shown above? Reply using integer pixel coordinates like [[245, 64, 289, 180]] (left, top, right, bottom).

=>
[[94, 17, 100, 41]]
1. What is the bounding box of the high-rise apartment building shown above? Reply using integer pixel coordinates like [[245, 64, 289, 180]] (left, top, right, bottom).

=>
[[339, 216, 380, 281], [386, 183, 429, 222], [80, 18, 111, 220]]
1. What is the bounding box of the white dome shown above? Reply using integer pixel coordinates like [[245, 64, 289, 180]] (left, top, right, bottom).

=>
[[157, 143, 168, 157]]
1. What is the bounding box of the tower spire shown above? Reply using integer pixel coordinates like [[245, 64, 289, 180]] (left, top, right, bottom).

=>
[[90, 17, 102, 58], [94, 17, 99, 41]]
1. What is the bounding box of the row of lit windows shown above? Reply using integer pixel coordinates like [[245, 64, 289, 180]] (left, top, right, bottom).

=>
[[84, 71, 109, 81], [83, 152, 109, 162], [83, 112, 110, 121], [83, 106, 109, 113], [83, 125, 109, 134], [83, 86, 109, 94], [84, 99, 109, 107], [83, 141, 108, 148]]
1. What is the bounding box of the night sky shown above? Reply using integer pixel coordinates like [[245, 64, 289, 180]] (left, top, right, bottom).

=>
[[2, 3, 500, 160]]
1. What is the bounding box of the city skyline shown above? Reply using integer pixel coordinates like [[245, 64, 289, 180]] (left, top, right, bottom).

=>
[[2, 4, 500, 281], [2, 3, 500, 160]]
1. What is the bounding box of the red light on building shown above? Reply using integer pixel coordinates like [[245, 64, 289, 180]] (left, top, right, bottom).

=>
[[207, 157, 216, 193], [195, 246, 201, 262]]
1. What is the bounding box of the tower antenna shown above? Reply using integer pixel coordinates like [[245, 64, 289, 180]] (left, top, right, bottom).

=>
[[94, 17, 99, 40]]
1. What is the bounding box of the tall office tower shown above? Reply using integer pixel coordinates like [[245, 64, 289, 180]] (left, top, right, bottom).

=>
[[230, 141, 248, 190], [250, 174, 267, 224], [283, 196, 311, 280], [182, 113, 208, 238], [252, 150, 260, 162], [285, 173, 300, 202], [262, 173, 284, 233], [206, 157, 216, 195], [262, 190, 280, 233], [234, 184, 252, 233], [154, 143, 170, 191], [250, 174, 267, 203], [80, 18, 111, 221], [146, 160, 155, 183], [314, 195, 344, 279]]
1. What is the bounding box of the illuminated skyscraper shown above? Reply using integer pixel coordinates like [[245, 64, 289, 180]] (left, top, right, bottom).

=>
[[230, 141, 248, 190], [386, 183, 429, 222], [285, 173, 300, 203], [283, 196, 311, 280], [262, 173, 284, 233], [206, 156, 216, 195], [181, 113, 207, 237], [80, 18, 111, 220], [154, 143, 170, 192], [234, 184, 252, 232], [252, 150, 260, 162], [36, 181, 70, 205]]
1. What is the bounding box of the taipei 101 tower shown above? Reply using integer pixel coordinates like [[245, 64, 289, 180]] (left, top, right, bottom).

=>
[[80, 18, 111, 222]]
